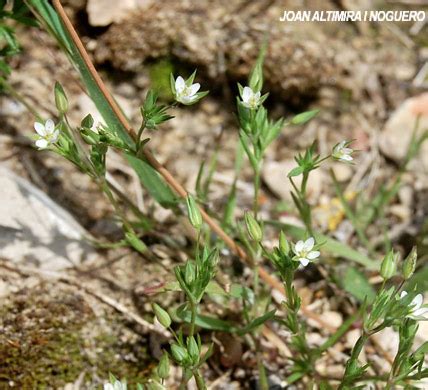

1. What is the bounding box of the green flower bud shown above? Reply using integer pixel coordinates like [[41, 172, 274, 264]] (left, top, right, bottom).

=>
[[184, 261, 195, 285], [403, 320, 419, 340], [157, 352, 170, 379], [247, 44, 266, 93], [380, 250, 397, 280], [146, 381, 166, 390], [54, 82, 68, 113], [244, 212, 263, 242], [186, 336, 200, 365], [81, 114, 94, 128], [403, 247, 417, 280], [186, 194, 202, 229], [171, 344, 189, 364], [80, 129, 99, 146], [125, 231, 147, 254], [279, 231, 290, 255], [152, 303, 171, 329]]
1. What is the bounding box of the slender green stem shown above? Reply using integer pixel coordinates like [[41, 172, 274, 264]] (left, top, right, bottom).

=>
[[135, 121, 146, 152], [189, 299, 197, 339], [289, 176, 313, 235], [317, 309, 360, 354], [194, 371, 207, 390], [253, 165, 261, 218], [257, 354, 269, 390], [330, 169, 374, 255], [339, 332, 370, 389], [0, 78, 40, 118], [363, 117, 424, 228], [301, 171, 309, 195], [100, 179, 134, 232]]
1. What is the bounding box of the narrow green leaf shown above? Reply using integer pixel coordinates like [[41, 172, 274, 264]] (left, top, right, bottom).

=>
[[341, 267, 376, 303], [414, 341, 428, 356], [291, 109, 319, 125], [178, 310, 235, 332], [288, 165, 304, 178], [237, 309, 276, 335], [405, 265, 428, 293], [126, 154, 177, 208], [125, 230, 147, 254]]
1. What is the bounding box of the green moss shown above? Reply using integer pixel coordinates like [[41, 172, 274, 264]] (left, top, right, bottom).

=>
[[0, 285, 152, 388], [147, 58, 175, 100]]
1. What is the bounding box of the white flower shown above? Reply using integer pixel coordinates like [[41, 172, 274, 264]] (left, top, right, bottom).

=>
[[241, 86, 261, 109], [293, 237, 320, 267], [174, 76, 200, 104], [103, 379, 127, 390], [332, 141, 353, 162], [34, 119, 59, 149], [400, 291, 428, 320]]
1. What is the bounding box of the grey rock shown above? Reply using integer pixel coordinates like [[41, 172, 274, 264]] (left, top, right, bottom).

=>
[[379, 93, 428, 173], [0, 168, 96, 270]]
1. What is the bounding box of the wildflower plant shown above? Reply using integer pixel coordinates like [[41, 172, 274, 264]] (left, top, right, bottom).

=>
[[3, 0, 428, 388]]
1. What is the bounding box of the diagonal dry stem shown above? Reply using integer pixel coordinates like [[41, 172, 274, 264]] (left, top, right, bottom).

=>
[[51, 0, 336, 333]]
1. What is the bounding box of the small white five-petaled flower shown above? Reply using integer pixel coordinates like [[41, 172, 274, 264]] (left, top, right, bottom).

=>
[[174, 76, 200, 104], [34, 119, 59, 150], [104, 379, 127, 390], [332, 141, 353, 162], [241, 86, 261, 110], [400, 291, 428, 320], [293, 237, 320, 267]]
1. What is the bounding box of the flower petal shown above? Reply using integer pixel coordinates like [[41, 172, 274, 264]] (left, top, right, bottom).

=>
[[411, 294, 423, 310], [51, 130, 60, 143], [34, 122, 46, 136], [175, 76, 185, 93], [35, 139, 49, 149], [340, 154, 353, 161], [413, 307, 428, 318], [307, 250, 320, 260], [45, 119, 55, 133], [294, 240, 304, 253], [180, 95, 198, 104], [299, 258, 310, 267], [343, 148, 353, 154], [242, 86, 252, 103], [303, 237, 315, 251], [400, 291, 408, 299], [189, 83, 200, 95]]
